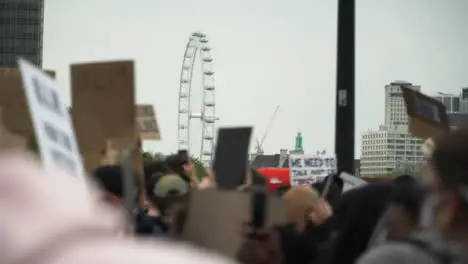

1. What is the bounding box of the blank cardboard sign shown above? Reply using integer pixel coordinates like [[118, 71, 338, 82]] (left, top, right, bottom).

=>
[[136, 104, 160, 140], [71, 61, 135, 170], [183, 188, 286, 258], [0, 68, 55, 136], [213, 127, 253, 190], [402, 87, 449, 139]]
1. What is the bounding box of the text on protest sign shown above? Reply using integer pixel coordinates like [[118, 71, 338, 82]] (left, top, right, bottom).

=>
[[136, 104, 161, 140], [289, 154, 337, 185], [18, 59, 84, 179]]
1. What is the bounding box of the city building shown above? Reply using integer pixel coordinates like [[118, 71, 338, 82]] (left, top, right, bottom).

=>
[[0, 0, 45, 67], [360, 126, 424, 177], [251, 132, 303, 168], [384, 80, 421, 129], [432, 87, 468, 128], [433, 92, 461, 113], [360, 81, 424, 177], [448, 113, 468, 129]]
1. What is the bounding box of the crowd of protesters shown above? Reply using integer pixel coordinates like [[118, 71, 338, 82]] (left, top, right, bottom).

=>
[[1, 127, 468, 264]]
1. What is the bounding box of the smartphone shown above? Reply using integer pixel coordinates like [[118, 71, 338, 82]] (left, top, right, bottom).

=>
[[251, 186, 268, 229]]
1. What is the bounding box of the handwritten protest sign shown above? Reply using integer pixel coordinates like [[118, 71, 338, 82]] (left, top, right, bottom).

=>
[[0, 68, 54, 137], [71, 60, 135, 170], [289, 154, 337, 186], [18, 59, 84, 179], [402, 87, 449, 139], [136, 104, 160, 140]]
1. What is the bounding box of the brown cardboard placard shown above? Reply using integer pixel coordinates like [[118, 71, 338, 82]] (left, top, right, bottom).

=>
[[402, 87, 449, 139], [183, 189, 286, 258], [136, 104, 161, 140], [0, 107, 27, 150], [70, 61, 135, 171], [0, 68, 55, 136]]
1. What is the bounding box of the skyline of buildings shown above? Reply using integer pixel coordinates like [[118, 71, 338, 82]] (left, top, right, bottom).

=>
[[360, 81, 468, 177], [360, 81, 424, 177], [0, 0, 45, 67]]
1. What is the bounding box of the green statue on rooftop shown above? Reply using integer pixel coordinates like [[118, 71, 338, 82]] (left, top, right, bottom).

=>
[[295, 131, 303, 152]]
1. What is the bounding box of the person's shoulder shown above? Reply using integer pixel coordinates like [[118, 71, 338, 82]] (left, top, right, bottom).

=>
[[356, 242, 439, 264]]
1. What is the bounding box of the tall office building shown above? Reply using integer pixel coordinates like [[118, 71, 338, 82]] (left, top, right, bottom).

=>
[[0, 0, 45, 67], [360, 81, 424, 177], [384, 81, 421, 128], [432, 88, 468, 128], [433, 92, 461, 113]]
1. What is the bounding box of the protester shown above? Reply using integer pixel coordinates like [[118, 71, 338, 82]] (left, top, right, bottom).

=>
[[358, 128, 468, 264], [312, 175, 344, 207], [238, 219, 283, 264], [325, 182, 395, 264], [0, 153, 236, 264], [165, 153, 199, 188], [367, 175, 426, 248], [275, 186, 331, 264], [386, 175, 426, 240], [151, 173, 189, 215], [93, 164, 168, 236]]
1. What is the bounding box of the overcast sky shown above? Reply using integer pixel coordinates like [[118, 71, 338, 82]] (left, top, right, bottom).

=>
[[43, 0, 468, 157]]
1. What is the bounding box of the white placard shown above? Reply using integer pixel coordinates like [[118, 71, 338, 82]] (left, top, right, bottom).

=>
[[339, 172, 368, 192], [289, 154, 337, 186], [18, 59, 84, 179]]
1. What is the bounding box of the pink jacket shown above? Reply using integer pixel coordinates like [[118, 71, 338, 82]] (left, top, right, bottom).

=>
[[0, 152, 235, 264]]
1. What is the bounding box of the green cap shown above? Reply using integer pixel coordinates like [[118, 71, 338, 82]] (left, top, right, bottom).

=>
[[153, 174, 189, 197]]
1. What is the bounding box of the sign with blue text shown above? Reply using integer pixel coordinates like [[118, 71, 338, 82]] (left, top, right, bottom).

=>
[[289, 154, 337, 186], [18, 59, 84, 179]]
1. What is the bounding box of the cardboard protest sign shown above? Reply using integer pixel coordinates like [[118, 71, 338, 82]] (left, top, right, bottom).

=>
[[70, 60, 135, 170], [18, 59, 84, 179], [183, 188, 286, 258], [0, 68, 55, 136], [289, 154, 337, 186], [136, 104, 160, 140], [402, 87, 449, 139], [213, 127, 252, 190]]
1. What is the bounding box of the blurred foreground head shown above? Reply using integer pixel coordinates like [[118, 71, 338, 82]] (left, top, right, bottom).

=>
[[429, 128, 468, 239], [0, 153, 234, 264], [283, 185, 331, 229]]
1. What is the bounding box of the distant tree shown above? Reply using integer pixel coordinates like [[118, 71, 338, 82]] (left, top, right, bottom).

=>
[[191, 157, 206, 180], [153, 152, 166, 162], [142, 151, 154, 163]]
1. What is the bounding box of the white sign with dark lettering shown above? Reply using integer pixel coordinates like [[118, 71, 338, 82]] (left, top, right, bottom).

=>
[[289, 154, 337, 186], [18, 59, 84, 179]]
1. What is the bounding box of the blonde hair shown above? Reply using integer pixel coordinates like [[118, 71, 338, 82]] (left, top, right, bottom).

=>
[[283, 186, 331, 225]]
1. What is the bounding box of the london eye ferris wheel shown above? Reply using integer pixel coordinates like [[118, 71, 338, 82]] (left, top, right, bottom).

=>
[[177, 32, 218, 166]]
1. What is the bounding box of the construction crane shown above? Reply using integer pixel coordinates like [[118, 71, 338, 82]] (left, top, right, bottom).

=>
[[254, 105, 280, 154]]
